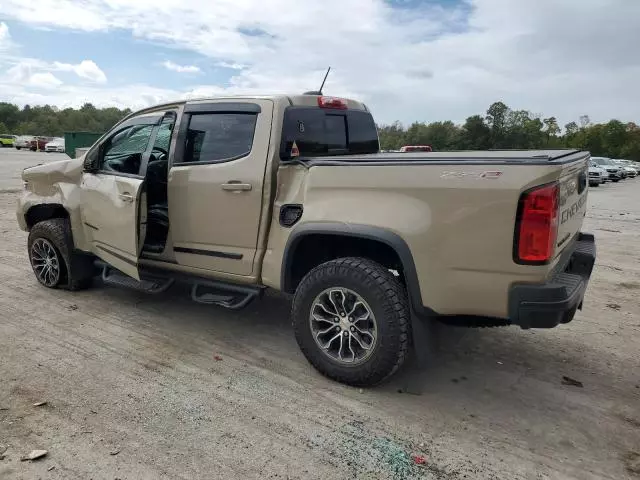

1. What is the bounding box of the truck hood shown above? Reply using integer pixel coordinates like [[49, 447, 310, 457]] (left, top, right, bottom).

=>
[[22, 158, 84, 184]]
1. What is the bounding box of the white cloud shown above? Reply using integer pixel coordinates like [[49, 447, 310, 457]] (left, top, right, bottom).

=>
[[161, 60, 201, 74], [53, 60, 107, 83], [7, 62, 31, 83], [2, 58, 107, 92], [0, 22, 14, 52], [0, 0, 639, 125], [28, 72, 63, 89], [0, 22, 9, 42], [216, 61, 246, 70]]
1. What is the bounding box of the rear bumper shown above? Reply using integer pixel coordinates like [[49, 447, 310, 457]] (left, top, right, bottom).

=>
[[508, 233, 596, 329]]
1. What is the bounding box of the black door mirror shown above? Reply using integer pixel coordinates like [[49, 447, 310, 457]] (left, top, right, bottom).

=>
[[83, 148, 100, 172]]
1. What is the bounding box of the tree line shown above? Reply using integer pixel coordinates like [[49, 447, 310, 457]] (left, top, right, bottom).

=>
[[1, 100, 639, 160], [379, 101, 640, 160], [0, 102, 131, 138]]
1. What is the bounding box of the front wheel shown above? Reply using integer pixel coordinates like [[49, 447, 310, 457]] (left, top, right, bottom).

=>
[[28, 219, 94, 290], [613, 178, 620, 183], [292, 257, 410, 386]]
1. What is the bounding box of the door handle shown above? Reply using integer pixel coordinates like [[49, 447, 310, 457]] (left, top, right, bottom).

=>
[[221, 182, 252, 192], [119, 192, 134, 202]]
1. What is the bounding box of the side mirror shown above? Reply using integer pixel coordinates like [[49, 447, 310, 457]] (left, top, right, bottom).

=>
[[83, 148, 100, 172]]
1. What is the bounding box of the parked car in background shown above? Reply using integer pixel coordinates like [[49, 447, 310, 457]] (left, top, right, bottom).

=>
[[14, 136, 34, 150], [591, 157, 623, 182], [29, 136, 54, 151], [613, 159, 638, 178], [590, 162, 610, 182], [621, 160, 639, 177], [399, 145, 433, 152], [45, 138, 65, 153], [588, 164, 606, 186], [0, 134, 17, 147]]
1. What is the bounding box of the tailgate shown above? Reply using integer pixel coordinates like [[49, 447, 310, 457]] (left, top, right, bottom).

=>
[[555, 156, 590, 257]]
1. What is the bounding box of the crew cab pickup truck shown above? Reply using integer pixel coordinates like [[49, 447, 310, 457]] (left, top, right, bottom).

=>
[[17, 94, 596, 386]]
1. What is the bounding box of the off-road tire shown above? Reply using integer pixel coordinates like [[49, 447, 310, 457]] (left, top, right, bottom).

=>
[[292, 257, 410, 386], [28, 219, 94, 290]]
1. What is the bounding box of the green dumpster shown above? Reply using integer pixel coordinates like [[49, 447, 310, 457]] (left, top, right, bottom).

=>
[[64, 132, 103, 158]]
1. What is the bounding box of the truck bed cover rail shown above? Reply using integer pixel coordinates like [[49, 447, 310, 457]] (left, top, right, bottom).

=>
[[294, 149, 589, 167]]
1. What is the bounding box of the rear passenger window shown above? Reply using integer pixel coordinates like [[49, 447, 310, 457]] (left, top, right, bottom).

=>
[[323, 115, 347, 150], [280, 107, 379, 158], [182, 113, 257, 164]]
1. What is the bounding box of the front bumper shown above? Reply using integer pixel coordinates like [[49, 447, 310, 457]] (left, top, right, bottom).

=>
[[588, 175, 603, 184], [509, 233, 596, 329]]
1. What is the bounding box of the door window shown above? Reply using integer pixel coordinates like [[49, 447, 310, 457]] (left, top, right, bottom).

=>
[[152, 120, 174, 154], [179, 113, 257, 164], [101, 124, 155, 175]]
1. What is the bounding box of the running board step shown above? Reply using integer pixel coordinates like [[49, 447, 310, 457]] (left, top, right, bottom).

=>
[[102, 266, 174, 294], [191, 281, 260, 310]]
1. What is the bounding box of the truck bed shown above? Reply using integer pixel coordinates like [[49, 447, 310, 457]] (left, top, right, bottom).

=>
[[299, 149, 589, 166]]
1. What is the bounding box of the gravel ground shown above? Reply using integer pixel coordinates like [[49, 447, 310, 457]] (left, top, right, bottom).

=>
[[0, 148, 639, 480]]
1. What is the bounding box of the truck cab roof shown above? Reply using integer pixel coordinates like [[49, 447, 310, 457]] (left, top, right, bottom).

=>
[[129, 94, 369, 120]]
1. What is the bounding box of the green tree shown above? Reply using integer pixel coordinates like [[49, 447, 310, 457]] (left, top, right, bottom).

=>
[[0, 103, 21, 131], [459, 115, 491, 150], [486, 101, 509, 148], [601, 120, 627, 158], [0, 102, 130, 137], [377, 121, 406, 150], [564, 122, 579, 136], [543, 117, 560, 146]]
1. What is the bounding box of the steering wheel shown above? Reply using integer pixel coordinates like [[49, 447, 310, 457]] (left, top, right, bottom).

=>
[[152, 147, 167, 155], [149, 146, 168, 163]]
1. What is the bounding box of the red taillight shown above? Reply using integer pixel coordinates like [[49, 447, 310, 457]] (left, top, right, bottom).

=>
[[317, 96, 348, 110], [515, 183, 559, 264]]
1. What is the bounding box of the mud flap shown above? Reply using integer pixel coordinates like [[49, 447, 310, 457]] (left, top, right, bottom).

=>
[[411, 314, 433, 367], [396, 315, 439, 395]]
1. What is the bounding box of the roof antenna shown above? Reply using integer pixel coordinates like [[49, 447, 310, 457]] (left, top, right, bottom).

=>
[[304, 67, 331, 95]]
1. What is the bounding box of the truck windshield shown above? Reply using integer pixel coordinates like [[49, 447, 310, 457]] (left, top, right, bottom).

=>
[[280, 107, 379, 158]]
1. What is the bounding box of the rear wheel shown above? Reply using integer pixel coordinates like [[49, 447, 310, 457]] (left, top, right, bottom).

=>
[[292, 257, 410, 386], [28, 219, 94, 290]]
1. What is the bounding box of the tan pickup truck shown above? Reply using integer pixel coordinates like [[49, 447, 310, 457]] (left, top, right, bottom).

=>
[[17, 94, 596, 386]]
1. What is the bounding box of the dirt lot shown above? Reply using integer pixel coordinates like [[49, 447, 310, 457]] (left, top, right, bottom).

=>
[[0, 148, 639, 480]]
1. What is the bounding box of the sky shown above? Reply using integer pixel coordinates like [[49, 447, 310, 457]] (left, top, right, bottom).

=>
[[1, 0, 639, 126]]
